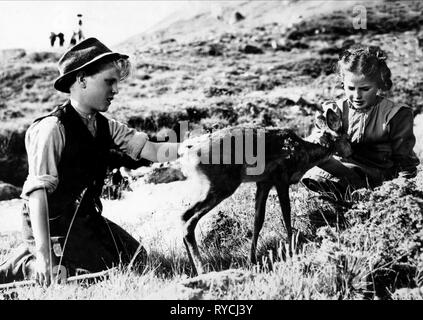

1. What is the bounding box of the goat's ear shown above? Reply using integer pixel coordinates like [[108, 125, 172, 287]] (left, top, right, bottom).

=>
[[326, 108, 342, 132], [315, 111, 327, 130]]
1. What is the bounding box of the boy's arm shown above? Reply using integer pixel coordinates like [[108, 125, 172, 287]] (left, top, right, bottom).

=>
[[108, 118, 181, 163], [23, 117, 64, 286], [140, 141, 180, 162], [28, 188, 52, 286]]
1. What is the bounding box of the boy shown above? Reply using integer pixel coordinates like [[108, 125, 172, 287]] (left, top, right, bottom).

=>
[[0, 38, 179, 286]]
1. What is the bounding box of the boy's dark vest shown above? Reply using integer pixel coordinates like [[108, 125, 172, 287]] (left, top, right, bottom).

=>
[[24, 101, 112, 238]]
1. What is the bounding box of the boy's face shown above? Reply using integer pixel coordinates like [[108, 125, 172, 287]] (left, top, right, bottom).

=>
[[343, 71, 379, 110], [83, 64, 120, 113]]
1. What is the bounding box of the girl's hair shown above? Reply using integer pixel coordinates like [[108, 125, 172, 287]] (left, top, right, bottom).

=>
[[337, 45, 392, 91]]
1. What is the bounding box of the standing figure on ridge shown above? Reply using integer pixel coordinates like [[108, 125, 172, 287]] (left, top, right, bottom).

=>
[[50, 32, 57, 47]]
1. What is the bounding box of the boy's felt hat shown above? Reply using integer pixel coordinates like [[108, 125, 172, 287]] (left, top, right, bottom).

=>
[[54, 37, 128, 93]]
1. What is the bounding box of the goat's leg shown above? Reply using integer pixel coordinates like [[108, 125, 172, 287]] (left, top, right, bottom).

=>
[[274, 181, 293, 253], [181, 192, 231, 275], [250, 181, 273, 265]]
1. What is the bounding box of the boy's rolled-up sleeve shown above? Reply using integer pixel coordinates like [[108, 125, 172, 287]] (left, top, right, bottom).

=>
[[21, 117, 65, 198], [108, 118, 149, 160]]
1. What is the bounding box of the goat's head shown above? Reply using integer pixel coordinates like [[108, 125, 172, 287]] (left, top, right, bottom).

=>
[[315, 107, 352, 158]]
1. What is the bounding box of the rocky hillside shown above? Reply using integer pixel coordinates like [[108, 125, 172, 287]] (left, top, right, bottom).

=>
[[0, 0, 422, 194], [119, 0, 363, 51]]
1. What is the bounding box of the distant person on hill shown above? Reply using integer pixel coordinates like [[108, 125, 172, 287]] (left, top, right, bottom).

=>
[[0, 38, 180, 286], [77, 28, 85, 41], [302, 45, 420, 198], [57, 32, 65, 47], [49, 32, 56, 47], [70, 32, 77, 46]]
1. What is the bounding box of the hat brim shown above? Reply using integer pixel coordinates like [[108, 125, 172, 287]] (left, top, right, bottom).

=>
[[54, 52, 129, 93]]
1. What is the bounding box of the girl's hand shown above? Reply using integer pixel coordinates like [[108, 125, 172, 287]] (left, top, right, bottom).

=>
[[305, 130, 331, 148]]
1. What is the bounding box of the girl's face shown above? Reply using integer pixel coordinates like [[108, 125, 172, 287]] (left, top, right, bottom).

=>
[[82, 64, 120, 113], [342, 71, 379, 110]]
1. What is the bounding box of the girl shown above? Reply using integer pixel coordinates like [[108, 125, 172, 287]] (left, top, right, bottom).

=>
[[302, 45, 420, 197]]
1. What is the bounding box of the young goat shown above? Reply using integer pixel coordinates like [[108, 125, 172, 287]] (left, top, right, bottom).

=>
[[143, 109, 351, 275]]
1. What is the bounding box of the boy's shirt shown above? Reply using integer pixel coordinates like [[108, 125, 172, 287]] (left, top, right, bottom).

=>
[[22, 108, 148, 198]]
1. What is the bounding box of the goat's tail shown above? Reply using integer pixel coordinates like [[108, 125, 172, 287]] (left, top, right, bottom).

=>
[[143, 161, 187, 184]]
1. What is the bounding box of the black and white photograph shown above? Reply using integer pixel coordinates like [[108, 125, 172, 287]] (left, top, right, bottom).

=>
[[0, 0, 422, 304]]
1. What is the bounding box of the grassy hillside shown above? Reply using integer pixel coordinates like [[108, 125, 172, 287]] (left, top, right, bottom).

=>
[[1, 170, 423, 300], [1, 0, 422, 188], [1, 0, 423, 300]]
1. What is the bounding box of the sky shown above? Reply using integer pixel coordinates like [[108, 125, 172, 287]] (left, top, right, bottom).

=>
[[0, 0, 207, 51]]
